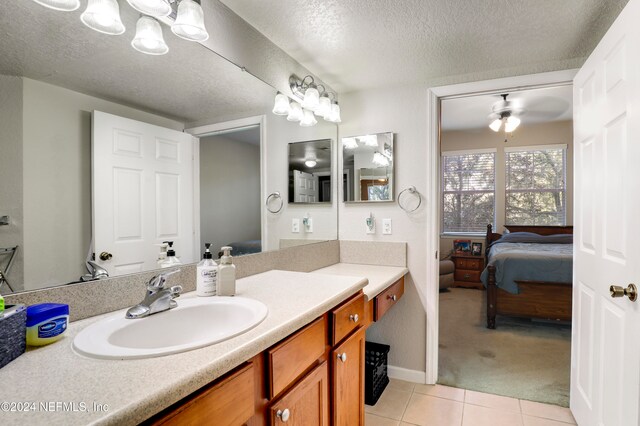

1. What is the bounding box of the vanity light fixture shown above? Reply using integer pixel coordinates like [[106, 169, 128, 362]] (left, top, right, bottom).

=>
[[287, 101, 304, 122], [131, 16, 169, 55], [126, 0, 171, 17], [272, 93, 291, 116], [32, 0, 80, 12], [300, 109, 318, 127], [80, 0, 126, 35], [172, 0, 209, 42]]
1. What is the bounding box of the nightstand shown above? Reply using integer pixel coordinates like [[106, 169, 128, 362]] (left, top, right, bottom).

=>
[[451, 254, 485, 289]]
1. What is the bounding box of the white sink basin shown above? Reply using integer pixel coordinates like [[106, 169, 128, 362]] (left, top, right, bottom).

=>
[[73, 297, 268, 360]]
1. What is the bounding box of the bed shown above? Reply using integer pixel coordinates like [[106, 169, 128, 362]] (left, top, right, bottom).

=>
[[482, 224, 573, 329]]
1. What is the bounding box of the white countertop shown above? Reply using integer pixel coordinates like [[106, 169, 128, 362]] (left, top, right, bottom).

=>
[[0, 270, 367, 426], [312, 263, 409, 301]]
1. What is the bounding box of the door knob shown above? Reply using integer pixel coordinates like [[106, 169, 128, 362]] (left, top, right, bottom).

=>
[[276, 408, 290, 422], [99, 252, 113, 261], [610, 284, 637, 302], [337, 352, 347, 362]]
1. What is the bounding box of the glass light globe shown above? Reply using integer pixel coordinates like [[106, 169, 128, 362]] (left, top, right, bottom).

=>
[[131, 16, 169, 55], [489, 118, 503, 132], [172, 0, 209, 41], [300, 109, 318, 127], [315, 95, 331, 118], [126, 0, 171, 17], [272, 93, 290, 116], [326, 102, 342, 123], [301, 85, 320, 110], [32, 0, 80, 11], [80, 0, 125, 35], [287, 102, 303, 122], [504, 116, 521, 133]]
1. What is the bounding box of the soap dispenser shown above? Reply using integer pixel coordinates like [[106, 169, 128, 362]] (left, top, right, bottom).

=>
[[197, 243, 218, 297], [159, 241, 182, 268], [217, 246, 236, 296]]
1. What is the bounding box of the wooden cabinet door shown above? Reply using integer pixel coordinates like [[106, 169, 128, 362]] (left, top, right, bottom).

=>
[[270, 362, 329, 426], [332, 327, 365, 426]]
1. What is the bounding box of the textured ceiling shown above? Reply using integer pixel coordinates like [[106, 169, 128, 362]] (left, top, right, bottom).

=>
[[1, 2, 275, 123], [441, 84, 573, 131], [221, 0, 629, 93]]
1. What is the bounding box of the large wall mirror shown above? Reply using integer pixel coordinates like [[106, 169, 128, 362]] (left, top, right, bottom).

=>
[[342, 132, 395, 202], [0, 2, 337, 294]]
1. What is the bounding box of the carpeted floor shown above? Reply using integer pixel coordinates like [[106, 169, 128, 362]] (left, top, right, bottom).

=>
[[438, 287, 571, 407]]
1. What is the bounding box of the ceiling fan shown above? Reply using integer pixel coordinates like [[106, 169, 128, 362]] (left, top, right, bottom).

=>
[[487, 94, 526, 133]]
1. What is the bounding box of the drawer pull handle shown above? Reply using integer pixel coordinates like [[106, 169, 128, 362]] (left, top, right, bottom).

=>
[[276, 408, 290, 422], [387, 294, 397, 301], [337, 352, 347, 362], [349, 314, 359, 323], [464, 274, 470, 279]]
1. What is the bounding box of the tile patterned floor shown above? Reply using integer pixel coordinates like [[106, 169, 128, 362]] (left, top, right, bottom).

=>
[[365, 380, 577, 426]]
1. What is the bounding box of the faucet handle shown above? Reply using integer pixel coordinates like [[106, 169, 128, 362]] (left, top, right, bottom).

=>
[[148, 269, 180, 291], [170, 285, 182, 298]]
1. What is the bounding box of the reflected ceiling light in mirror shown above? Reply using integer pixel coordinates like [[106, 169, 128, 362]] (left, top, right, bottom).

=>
[[32, 0, 80, 11], [131, 16, 169, 55], [287, 101, 303, 122], [172, 0, 209, 41], [343, 138, 358, 149], [372, 151, 390, 167], [272, 93, 290, 116], [361, 134, 378, 147], [305, 159, 317, 168], [126, 0, 171, 17], [81, 0, 126, 35], [300, 109, 318, 127]]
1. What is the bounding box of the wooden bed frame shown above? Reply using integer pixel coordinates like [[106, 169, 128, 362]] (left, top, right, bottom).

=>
[[485, 224, 573, 329]]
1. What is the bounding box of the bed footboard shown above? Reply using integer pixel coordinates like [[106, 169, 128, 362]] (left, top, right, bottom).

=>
[[486, 265, 497, 329]]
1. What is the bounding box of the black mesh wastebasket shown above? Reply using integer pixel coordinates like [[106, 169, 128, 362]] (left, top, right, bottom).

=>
[[365, 341, 390, 405]]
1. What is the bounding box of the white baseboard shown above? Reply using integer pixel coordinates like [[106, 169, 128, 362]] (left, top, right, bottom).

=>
[[387, 365, 427, 384]]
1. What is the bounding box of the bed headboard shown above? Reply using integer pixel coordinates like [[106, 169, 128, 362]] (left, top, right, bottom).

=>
[[484, 224, 574, 258]]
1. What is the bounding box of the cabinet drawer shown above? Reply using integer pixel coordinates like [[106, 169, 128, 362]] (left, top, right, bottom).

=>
[[455, 258, 482, 270], [374, 277, 404, 321], [331, 293, 365, 345], [454, 269, 482, 282], [269, 362, 329, 426], [268, 316, 327, 399], [152, 363, 254, 426]]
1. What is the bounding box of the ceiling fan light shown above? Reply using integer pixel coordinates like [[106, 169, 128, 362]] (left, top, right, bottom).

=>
[[305, 159, 317, 168], [32, 0, 80, 11], [489, 118, 503, 132], [316, 95, 331, 118], [81, 0, 125, 35], [272, 93, 290, 116], [300, 109, 317, 127], [172, 0, 209, 42], [126, 0, 171, 17], [287, 101, 303, 122], [342, 137, 358, 149], [301, 85, 320, 110], [505, 116, 521, 133], [131, 16, 169, 55]]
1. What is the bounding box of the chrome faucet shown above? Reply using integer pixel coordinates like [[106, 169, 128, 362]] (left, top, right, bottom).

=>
[[126, 270, 183, 319], [80, 260, 109, 282]]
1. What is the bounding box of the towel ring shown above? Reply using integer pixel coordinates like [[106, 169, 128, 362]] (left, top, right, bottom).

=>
[[266, 192, 284, 214], [397, 186, 422, 213]]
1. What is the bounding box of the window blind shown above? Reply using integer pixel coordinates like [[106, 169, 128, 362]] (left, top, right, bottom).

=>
[[441, 150, 496, 233], [505, 146, 566, 226]]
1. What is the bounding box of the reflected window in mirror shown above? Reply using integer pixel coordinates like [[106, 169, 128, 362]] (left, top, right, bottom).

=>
[[342, 132, 394, 202], [288, 139, 333, 204]]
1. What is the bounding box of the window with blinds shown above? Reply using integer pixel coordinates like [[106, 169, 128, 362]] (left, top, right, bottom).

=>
[[442, 150, 496, 234], [505, 145, 566, 226]]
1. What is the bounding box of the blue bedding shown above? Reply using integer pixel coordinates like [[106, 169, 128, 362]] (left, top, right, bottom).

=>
[[480, 234, 573, 294]]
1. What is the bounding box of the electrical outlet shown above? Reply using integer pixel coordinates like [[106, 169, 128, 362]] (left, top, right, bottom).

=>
[[291, 218, 300, 233], [382, 218, 392, 235], [304, 217, 313, 233], [366, 217, 376, 234]]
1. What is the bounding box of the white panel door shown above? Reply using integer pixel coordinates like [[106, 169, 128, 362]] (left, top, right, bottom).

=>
[[572, 1, 640, 425], [293, 170, 318, 203], [92, 111, 195, 277]]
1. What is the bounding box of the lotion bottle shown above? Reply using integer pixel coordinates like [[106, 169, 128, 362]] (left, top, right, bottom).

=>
[[159, 241, 182, 268], [217, 246, 236, 296], [196, 243, 217, 297]]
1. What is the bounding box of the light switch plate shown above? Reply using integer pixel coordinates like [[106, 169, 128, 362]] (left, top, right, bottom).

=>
[[382, 218, 392, 235], [366, 218, 376, 234], [291, 218, 300, 233], [304, 218, 313, 233]]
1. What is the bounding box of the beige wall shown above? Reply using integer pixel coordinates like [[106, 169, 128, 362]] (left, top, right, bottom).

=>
[[200, 135, 261, 253], [439, 120, 573, 257], [21, 79, 184, 290]]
